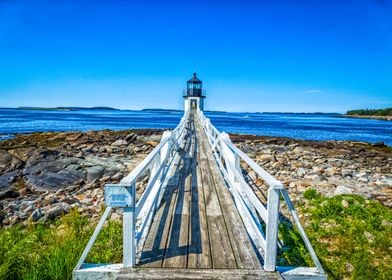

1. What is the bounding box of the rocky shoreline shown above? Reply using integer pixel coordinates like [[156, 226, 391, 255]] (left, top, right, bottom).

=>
[[0, 129, 163, 226], [340, 115, 392, 121], [0, 129, 391, 227], [231, 134, 391, 207]]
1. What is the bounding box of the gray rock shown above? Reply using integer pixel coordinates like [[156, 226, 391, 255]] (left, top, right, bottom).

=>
[[25, 148, 58, 165], [25, 170, 85, 192], [0, 149, 23, 174], [0, 210, 6, 224], [86, 166, 105, 181], [0, 190, 20, 199], [43, 203, 70, 221], [111, 140, 128, 147], [65, 164, 81, 172], [0, 170, 20, 190], [297, 168, 307, 177], [133, 146, 144, 152], [334, 185, 352, 196], [346, 263, 354, 274], [125, 133, 138, 142], [112, 172, 124, 181], [61, 202, 70, 213], [31, 208, 43, 222], [99, 175, 111, 183], [341, 169, 352, 177], [381, 178, 392, 187], [23, 157, 85, 191], [359, 177, 368, 183]]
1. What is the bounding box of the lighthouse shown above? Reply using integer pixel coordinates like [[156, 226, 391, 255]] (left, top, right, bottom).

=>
[[183, 73, 205, 112]]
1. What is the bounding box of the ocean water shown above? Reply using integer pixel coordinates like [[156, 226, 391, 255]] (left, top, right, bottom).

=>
[[0, 109, 391, 145]]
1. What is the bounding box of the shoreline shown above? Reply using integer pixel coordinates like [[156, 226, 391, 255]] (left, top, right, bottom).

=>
[[0, 129, 390, 228], [1, 129, 391, 148], [339, 114, 392, 121]]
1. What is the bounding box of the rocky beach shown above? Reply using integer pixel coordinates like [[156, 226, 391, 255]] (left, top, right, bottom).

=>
[[0, 129, 163, 226], [0, 129, 391, 228]]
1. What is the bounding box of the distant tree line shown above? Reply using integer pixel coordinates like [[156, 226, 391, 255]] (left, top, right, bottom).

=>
[[347, 108, 392, 116]]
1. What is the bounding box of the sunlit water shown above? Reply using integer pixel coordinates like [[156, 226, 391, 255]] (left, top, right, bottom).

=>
[[0, 109, 391, 145]]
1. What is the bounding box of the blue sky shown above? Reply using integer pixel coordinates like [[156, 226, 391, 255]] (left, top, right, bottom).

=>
[[0, 0, 391, 112]]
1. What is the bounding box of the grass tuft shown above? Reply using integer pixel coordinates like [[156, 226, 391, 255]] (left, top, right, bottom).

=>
[[0, 210, 122, 280], [279, 189, 392, 280]]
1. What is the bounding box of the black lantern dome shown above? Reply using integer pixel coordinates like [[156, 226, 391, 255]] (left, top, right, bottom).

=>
[[185, 73, 205, 98]]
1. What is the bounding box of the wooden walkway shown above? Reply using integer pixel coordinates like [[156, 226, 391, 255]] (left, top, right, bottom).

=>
[[118, 114, 280, 279]]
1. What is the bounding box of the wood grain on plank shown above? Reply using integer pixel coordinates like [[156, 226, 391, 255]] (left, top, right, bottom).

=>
[[197, 122, 237, 269], [199, 118, 263, 269], [138, 130, 188, 268]]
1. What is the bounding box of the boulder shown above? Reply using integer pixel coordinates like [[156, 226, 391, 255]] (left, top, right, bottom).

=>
[[42, 203, 70, 221], [0, 210, 6, 224], [0, 149, 23, 174], [23, 157, 85, 191], [7, 147, 36, 162], [65, 133, 82, 141], [372, 142, 386, 147], [31, 208, 43, 222], [146, 141, 159, 147], [125, 133, 138, 142], [111, 140, 128, 147], [334, 185, 352, 196], [297, 168, 307, 177], [0, 170, 20, 190], [0, 190, 20, 200], [258, 154, 274, 161], [112, 172, 124, 181], [86, 166, 105, 181], [25, 169, 85, 192]]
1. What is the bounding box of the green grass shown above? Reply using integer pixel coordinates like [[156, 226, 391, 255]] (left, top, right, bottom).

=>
[[0, 210, 122, 280], [278, 189, 392, 280], [1, 193, 391, 280]]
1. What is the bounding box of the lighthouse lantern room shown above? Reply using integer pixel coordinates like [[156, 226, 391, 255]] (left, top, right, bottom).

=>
[[183, 73, 205, 112]]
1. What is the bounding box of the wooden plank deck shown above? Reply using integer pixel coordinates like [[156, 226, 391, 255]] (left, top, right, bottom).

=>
[[120, 112, 281, 279]]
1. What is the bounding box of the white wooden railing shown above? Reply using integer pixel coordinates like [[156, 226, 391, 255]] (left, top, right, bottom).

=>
[[74, 112, 189, 271], [74, 109, 325, 279], [197, 110, 325, 275]]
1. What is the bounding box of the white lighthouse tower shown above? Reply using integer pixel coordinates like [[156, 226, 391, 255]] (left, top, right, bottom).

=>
[[183, 73, 205, 112]]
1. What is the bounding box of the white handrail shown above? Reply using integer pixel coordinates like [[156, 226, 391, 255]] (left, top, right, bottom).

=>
[[74, 111, 189, 271], [197, 110, 324, 274]]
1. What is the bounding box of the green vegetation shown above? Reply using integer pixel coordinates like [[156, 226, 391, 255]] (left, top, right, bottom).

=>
[[0, 210, 122, 280], [1, 193, 391, 280], [347, 107, 392, 116], [279, 189, 392, 280]]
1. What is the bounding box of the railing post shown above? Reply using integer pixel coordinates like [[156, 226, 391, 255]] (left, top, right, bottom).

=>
[[264, 185, 282, 271], [160, 131, 171, 164], [123, 183, 136, 268], [220, 133, 240, 183]]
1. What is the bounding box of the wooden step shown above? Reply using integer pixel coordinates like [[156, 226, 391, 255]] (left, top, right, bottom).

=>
[[116, 268, 281, 280]]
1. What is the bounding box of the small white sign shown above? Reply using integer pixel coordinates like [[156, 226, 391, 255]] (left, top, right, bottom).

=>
[[105, 184, 134, 208]]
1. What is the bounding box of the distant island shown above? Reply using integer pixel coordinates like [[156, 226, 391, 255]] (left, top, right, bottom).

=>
[[15, 107, 119, 111], [345, 107, 392, 121], [142, 108, 182, 112]]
